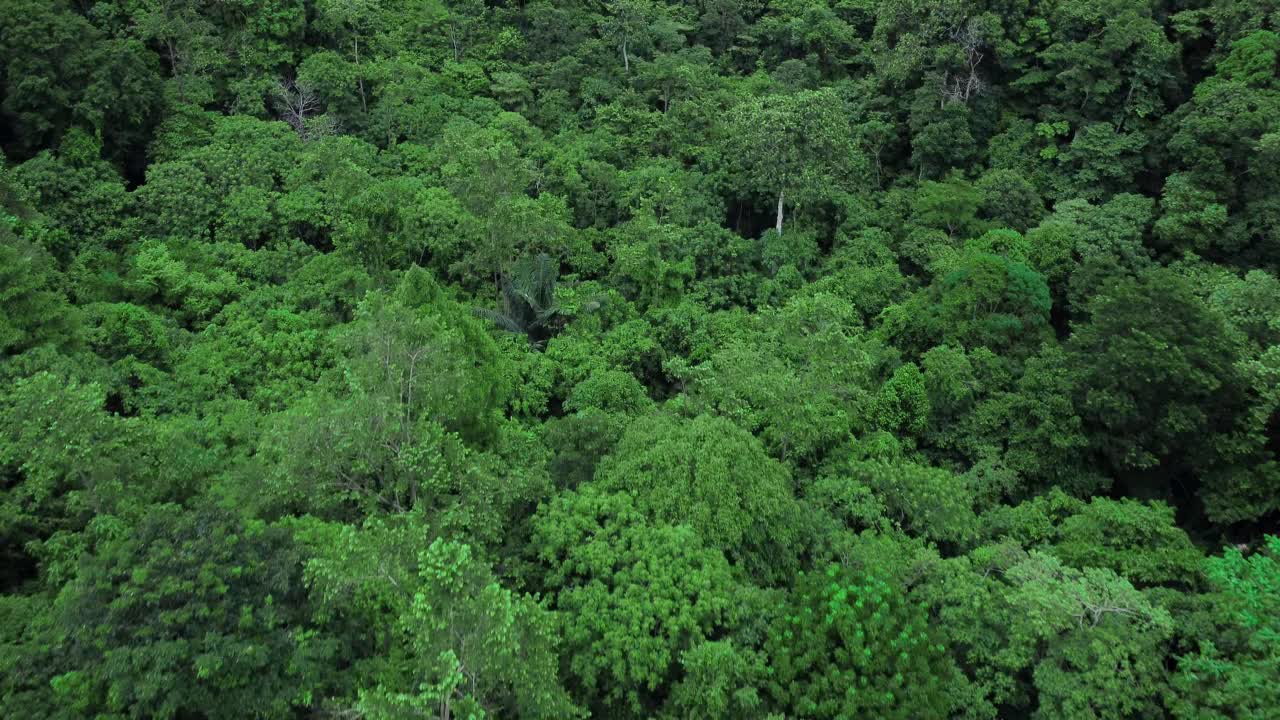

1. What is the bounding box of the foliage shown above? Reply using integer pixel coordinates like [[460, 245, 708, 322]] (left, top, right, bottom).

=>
[[1170, 537, 1280, 719], [51, 505, 328, 719], [532, 487, 741, 717], [0, 1, 1276, 717], [476, 253, 562, 345], [594, 412, 803, 579], [296, 515, 580, 719], [766, 564, 954, 719]]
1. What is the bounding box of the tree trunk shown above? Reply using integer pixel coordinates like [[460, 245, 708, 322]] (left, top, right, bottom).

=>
[[167, 40, 185, 103], [775, 189, 785, 235], [354, 36, 368, 114], [622, 39, 630, 74]]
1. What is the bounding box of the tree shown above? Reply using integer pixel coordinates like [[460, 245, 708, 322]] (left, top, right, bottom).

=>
[[532, 487, 743, 718], [825, 459, 978, 545], [1163, 30, 1280, 263], [766, 564, 955, 719], [0, 2, 97, 157], [271, 79, 338, 140], [296, 515, 581, 720], [687, 338, 859, 463], [0, 373, 131, 588], [977, 169, 1044, 233], [51, 505, 329, 719], [636, 47, 716, 115], [10, 136, 130, 251], [0, 230, 78, 357], [941, 542, 1179, 719], [975, 343, 1103, 499], [313, 0, 386, 115], [606, 219, 696, 309], [170, 297, 335, 412], [600, 0, 685, 74], [1024, 193, 1156, 319], [594, 413, 803, 579], [124, 0, 224, 106], [911, 176, 985, 241], [1051, 497, 1203, 586], [476, 253, 563, 346], [260, 270, 534, 540], [1004, 552, 1173, 719], [1012, 0, 1176, 125], [882, 250, 1052, 357], [726, 88, 866, 235], [78, 38, 163, 155], [1054, 123, 1147, 201], [433, 117, 577, 284], [1170, 536, 1280, 720], [1065, 268, 1251, 488]]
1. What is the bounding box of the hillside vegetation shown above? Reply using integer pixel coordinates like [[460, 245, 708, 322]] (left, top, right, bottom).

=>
[[2, 1, 1279, 718]]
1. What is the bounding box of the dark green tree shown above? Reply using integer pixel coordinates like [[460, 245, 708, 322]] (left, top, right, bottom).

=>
[[51, 505, 331, 719], [477, 253, 563, 345]]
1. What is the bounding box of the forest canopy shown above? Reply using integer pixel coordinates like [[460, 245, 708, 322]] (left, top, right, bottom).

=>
[[2, 0, 1279, 718]]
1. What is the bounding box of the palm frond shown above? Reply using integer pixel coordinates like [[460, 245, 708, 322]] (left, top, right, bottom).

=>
[[473, 307, 526, 334], [476, 254, 562, 344]]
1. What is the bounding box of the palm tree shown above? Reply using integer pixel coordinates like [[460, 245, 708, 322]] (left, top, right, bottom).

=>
[[475, 254, 562, 346]]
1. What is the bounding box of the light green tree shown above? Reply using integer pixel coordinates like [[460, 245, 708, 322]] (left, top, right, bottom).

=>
[[726, 88, 866, 235]]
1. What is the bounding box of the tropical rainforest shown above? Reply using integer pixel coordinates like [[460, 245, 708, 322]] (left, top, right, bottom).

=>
[[1, 0, 1279, 718]]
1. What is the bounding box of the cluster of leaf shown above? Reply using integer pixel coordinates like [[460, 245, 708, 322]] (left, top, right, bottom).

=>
[[3, 0, 1280, 718]]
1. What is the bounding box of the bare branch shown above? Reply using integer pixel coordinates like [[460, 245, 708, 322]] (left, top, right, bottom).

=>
[[940, 19, 987, 107], [273, 78, 338, 141]]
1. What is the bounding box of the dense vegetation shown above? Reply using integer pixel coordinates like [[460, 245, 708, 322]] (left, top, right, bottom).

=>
[[2, 0, 1279, 718]]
